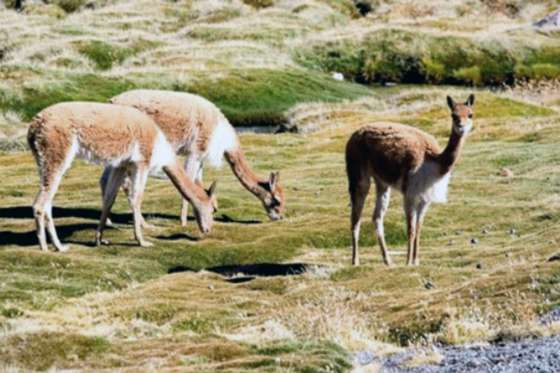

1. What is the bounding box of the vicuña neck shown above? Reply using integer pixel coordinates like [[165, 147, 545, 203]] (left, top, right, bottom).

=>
[[224, 149, 269, 200], [163, 161, 208, 210], [437, 129, 467, 175]]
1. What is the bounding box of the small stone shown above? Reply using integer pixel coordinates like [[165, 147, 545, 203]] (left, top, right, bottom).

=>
[[332, 72, 344, 81], [471, 238, 479, 245], [208, 285, 215, 290], [315, 191, 320, 196], [424, 280, 435, 290], [476, 262, 483, 269], [548, 253, 560, 262], [500, 168, 514, 178], [482, 228, 489, 234], [448, 240, 455, 246], [505, 252, 512, 258], [509, 228, 517, 235]]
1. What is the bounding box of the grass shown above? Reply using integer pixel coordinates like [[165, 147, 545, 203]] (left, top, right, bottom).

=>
[[1, 0, 560, 371], [0, 67, 370, 126], [296, 28, 560, 85], [1, 87, 560, 370]]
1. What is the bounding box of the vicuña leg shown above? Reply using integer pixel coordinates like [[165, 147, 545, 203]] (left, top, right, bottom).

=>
[[180, 157, 202, 227], [101, 166, 153, 229], [127, 165, 152, 247], [96, 166, 127, 246], [404, 198, 418, 266], [412, 201, 429, 266], [373, 180, 392, 266], [349, 174, 371, 266], [32, 146, 74, 252]]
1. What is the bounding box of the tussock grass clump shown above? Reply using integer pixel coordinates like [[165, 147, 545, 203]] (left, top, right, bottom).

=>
[[297, 28, 560, 86], [0, 74, 136, 121], [0, 332, 110, 370]]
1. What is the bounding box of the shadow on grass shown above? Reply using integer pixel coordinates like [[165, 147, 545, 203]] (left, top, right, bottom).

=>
[[0, 207, 262, 225], [0, 223, 98, 247], [168, 262, 314, 283]]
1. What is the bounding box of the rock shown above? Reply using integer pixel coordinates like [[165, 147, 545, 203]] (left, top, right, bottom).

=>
[[424, 280, 435, 290], [208, 285, 215, 290], [509, 228, 517, 236], [354, 350, 376, 366], [534, 9, 560, 28], [500, 168, 514, 177], [476, 262, 483, 269], [332, 72, 344, 81], [482, 228, 490, 234], [548, 253, 560, 262], [471, 238, 479, 245]]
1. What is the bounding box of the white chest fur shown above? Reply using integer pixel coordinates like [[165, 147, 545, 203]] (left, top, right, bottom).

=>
[[408, 161, 451, 204]]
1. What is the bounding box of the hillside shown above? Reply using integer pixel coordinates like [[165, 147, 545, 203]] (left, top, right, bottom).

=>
[[1, 0, 560, 371]]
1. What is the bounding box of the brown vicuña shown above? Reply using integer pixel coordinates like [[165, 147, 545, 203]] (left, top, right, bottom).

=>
[[27, 102, 217, 252], [101, 89, 284, 226], [345, 94, 475, 266]]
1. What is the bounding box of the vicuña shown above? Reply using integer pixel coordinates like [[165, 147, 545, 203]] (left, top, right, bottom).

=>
[[27, 102, 217, 252], [100, 89, 285, 226], [345, 94, 475, 266]]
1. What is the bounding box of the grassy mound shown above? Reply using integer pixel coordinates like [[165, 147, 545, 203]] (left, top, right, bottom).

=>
[[296, 28, 560, 86], [0, 68, 370, 126]]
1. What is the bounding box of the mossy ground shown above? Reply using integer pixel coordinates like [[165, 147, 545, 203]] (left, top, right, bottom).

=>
[[1, 0, 560, 371], [1, 87, 560, 370]]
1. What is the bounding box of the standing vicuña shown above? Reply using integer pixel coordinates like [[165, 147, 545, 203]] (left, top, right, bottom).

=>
[[27, 102, 217, 252], [345, 95, 475, 266], [101, 89, 284, 226]]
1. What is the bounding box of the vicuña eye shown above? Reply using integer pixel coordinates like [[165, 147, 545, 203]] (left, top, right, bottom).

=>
[[468, 114, 473, 118]]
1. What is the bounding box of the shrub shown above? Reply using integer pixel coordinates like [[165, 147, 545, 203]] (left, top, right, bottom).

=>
[[241, 0, 275, 9], [50, 0, 86, 13]]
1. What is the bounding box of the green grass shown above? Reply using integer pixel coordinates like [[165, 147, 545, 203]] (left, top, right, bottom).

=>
[[296, 28, 560, 85], [0, 68, 370, 126], [1, 88, 560, 370], [186, 68, 371, 127]]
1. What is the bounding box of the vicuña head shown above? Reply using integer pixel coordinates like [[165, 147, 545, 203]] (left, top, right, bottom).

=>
[[259, 171, 284, 221], [346, 94, 475, 266], [448, 94, 475, 136]]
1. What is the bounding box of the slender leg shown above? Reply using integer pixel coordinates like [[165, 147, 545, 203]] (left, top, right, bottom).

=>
[[373, 180, 392, 266], [33, 188, 50, 251], [99, 166, 114, 226], [180, 157, 202, 227], [404, 198, 418, 266], [349, 178, 371, 266], [34, 156, 73, 252], [413, 201, 430, 266], [96, 167, 127, 246], [127, 165, 152, 247]]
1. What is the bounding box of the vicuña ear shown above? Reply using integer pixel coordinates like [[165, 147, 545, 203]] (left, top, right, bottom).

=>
[[466, 94, 475, 107], [446, 96, 455, 110], [269, 172, 279, 190], [207, 181, 218, 196]]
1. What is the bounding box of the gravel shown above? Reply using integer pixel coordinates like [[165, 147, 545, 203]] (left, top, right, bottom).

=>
[[374, 335, 560, 373]]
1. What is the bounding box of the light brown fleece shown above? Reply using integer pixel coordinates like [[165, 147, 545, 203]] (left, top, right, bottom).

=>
[[27, 102, 214, 252], [345, 96, 474, 267], [110, 89, 285, 221], [111, 90, 229, 154]]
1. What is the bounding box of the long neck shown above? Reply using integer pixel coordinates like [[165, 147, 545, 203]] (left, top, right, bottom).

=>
[[224, 149, 269, 201], [437, 129, 467, 175], [163, 161, 208, 210]]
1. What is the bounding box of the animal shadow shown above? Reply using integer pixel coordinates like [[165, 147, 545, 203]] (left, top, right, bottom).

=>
[[168, 262, 315, 283]]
